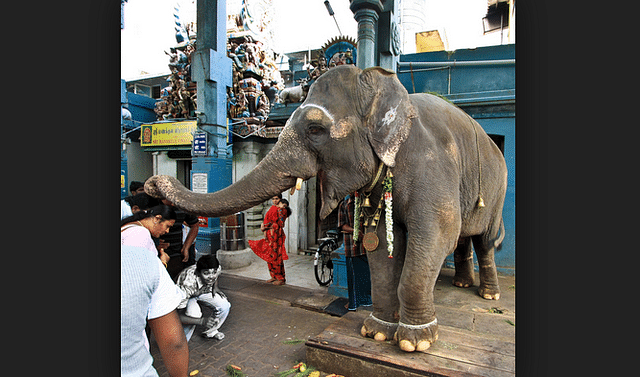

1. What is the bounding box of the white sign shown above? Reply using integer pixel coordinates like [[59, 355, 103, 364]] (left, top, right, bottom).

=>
[[192, 173, 208, 194]]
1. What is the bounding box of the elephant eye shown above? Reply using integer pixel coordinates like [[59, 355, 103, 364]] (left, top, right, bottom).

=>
[[308, 125, 324, 134], [306, 124, 328, 145]]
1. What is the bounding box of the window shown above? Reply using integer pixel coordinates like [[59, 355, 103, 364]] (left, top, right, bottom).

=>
[[482, 1, 509, 34], [134, 84, 152, 97], [487, 134, 505, 156]]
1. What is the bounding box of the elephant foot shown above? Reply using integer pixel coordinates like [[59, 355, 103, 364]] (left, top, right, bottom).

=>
[[393, 318, 438, 353], [452, 275, 474, 288], [478, 285, 501, 300], [360, 313, 398, 342]]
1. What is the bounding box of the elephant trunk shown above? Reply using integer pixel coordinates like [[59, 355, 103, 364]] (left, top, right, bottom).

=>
[[144, 138, 315, 218]]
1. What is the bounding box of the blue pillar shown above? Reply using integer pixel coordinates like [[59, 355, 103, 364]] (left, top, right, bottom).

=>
[[376, 0, 401, 71], [350, 0, 383, 69], [191, 0, 233, 255]]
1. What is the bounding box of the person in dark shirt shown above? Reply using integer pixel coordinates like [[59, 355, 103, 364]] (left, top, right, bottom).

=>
[[161, 198, 200, 280], [129, 181, 146, 196], [338, 193, 372, 310]]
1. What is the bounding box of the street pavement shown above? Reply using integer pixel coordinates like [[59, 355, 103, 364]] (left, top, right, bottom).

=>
[[150, 252, 345, 377], [149, 252, 516, 377]]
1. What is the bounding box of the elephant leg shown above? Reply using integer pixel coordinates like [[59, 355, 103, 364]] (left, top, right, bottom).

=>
[[360, 224, 405, 342], [472, 231, 501, 300], [394, 232, 454, 353], [452, 236, 475, 288]]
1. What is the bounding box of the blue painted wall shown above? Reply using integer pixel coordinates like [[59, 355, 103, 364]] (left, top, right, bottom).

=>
[[396, 44, 515, 274], [125, 92, 157, 124], [121, 79, 158, 198]]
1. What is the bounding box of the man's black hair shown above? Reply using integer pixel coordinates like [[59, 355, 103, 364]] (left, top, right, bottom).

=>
[[123, 192, 160, 210], [129, 181, 145, 192], [196, 254, 220, 272]]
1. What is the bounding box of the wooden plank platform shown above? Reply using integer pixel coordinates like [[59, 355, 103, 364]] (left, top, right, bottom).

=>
[[306, 310, 515, 377]]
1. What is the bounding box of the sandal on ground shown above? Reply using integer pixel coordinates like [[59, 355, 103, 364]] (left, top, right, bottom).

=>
[[272, 280, 286, 285], [202, 329, 225, 340]]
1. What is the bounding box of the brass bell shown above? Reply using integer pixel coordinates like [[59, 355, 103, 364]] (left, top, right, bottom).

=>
[[362, 196, 372, 208], [363, 218, 369, 227], [373, 213, 380, 221], [477, 196, 485, 208], [370, 218, 377, 227]]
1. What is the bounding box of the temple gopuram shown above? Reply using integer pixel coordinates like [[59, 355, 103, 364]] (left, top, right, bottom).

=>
[[153, 0, 356, 141]]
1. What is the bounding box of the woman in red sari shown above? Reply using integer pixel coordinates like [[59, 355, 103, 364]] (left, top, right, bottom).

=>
[[249, 197, 291, 285]]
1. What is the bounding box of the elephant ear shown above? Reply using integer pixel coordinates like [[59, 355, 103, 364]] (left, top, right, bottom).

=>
[[357, 67, 417, 167]]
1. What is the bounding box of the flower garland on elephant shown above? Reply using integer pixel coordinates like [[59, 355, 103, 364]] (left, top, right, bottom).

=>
[[382, 170, 394, 258], [353, 168, 394, 259]]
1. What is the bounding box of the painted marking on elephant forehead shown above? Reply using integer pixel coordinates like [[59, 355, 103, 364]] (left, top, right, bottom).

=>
[[331, 116, 356, 139], [300, 103, 335, 123]]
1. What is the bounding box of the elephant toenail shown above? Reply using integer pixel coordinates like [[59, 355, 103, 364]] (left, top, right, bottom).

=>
[[416, 341, 431, 351], [399, 339, 415, 352]]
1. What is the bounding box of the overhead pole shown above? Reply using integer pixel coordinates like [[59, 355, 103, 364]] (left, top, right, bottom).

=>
[[324, 1, 343, 35]]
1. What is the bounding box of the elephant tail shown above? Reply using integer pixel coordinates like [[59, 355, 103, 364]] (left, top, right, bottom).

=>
[[494, 219, 505, 251]]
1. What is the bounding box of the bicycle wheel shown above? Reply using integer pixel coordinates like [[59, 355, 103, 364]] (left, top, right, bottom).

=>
[[314, 241, 334, 286]]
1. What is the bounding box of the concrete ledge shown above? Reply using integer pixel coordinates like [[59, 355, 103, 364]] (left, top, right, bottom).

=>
[[216, 248, 253, 269]]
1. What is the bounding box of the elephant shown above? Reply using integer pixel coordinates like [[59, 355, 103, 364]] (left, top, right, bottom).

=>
[[145, 64, 507, 353]]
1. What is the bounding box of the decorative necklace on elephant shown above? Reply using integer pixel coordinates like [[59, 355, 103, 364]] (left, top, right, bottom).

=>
[[353, 162, 395, 258]]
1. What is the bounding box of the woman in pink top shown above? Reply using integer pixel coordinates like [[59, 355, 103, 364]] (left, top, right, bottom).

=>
[[121, 204, 177, 267]]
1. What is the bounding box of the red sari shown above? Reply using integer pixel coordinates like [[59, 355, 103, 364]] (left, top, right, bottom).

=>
[[248, 206, 289, 281]]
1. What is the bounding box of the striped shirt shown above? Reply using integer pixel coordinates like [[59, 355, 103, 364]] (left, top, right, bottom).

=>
[[338, 196, 366, 257]]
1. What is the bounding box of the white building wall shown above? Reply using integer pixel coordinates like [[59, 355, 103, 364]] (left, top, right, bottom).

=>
[[125, 141, 153, 184], [399, 0, 427, 54], [232, 140, 278, 240], [232, 139, 314, 255], [153, 151, 177, 177], [400, 0, 515, 53]]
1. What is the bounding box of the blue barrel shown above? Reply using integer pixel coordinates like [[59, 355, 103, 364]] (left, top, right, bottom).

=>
[[195, 226, 220, 261], [327, 244, 348, 298]]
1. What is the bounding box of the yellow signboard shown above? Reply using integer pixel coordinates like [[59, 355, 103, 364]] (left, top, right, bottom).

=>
[[416, 30, 445, 53], [140, 121, 197, 147]]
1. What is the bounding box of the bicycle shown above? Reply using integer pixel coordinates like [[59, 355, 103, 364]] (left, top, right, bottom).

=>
[[314, 229, 341, 286]]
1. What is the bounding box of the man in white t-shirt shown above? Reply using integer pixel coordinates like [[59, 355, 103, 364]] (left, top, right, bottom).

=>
[[121, 244, 188, 377]]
